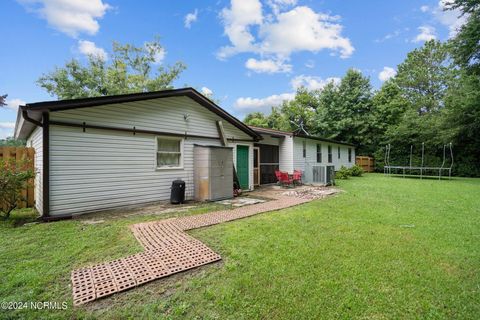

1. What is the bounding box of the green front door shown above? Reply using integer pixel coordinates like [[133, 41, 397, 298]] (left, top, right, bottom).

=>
[[236, 145, 249, 189]]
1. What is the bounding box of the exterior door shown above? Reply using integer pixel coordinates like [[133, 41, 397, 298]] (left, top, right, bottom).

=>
[[236, 145, 249, 189], [258, 144, 279, 184]]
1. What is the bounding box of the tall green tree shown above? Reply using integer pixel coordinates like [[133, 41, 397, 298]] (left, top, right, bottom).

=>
[[395, 40, 451, 114], [445, 0, 480, 74], [442, 71, 480, 176], [38, 38, 186, 99], [243, 112, 269, 128], [315, 69, 374, 152]]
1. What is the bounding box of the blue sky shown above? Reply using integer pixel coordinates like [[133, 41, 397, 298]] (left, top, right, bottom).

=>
[[0, 0, 465, 138]]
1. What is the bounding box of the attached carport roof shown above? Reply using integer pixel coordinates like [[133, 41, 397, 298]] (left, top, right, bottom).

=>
[[15, 87, 261, 140]]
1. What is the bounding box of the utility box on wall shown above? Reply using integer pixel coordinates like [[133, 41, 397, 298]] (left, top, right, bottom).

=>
[[194, 145, 233, 201]]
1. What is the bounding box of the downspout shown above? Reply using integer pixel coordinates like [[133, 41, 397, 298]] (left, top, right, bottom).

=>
[[20, 106, 50, 220]]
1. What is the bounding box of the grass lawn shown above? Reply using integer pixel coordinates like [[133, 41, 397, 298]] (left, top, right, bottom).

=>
[[1, 174, 479, 319]]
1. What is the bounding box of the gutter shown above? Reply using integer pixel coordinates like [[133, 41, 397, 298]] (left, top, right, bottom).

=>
[[20, 106, 50, 220]]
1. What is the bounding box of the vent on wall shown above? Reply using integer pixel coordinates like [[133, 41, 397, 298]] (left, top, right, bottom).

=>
[[312, 165, 335, 185]]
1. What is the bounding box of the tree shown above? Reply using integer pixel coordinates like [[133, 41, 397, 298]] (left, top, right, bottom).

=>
[[278, 87, 318, 133], [0, 94, 6, 107], [37, 38, 186, 99], [394, 40, 452, 113], [315, 69, 374, 152], [0, 138, 26, 147], [445, 0, 480, 74], [243, 112, 269, 128], [442, 71, 480, 176]]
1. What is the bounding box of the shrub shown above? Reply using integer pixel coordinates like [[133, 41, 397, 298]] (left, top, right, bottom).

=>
[[349, 164, 364, 177], [0, 159, 35, 219], [335, 166, 351, 179]]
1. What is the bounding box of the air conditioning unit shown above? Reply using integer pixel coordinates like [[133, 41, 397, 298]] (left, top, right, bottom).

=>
[[312, 165, 335, 185]]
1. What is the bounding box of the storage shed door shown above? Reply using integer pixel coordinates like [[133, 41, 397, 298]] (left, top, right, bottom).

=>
[[236, 145, 249, 189]]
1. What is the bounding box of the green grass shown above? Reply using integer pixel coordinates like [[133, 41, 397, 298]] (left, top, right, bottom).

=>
[[1, 174, 479, 319]]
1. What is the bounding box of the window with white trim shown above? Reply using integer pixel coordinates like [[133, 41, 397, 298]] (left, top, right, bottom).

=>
[[348, 148, 352, 162], [328, 145, 333, 163], [338, 146, 341, 159], [156, 137, 183, 169]]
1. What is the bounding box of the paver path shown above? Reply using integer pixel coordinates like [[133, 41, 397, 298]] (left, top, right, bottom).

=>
[[71, 190, 332, 306]]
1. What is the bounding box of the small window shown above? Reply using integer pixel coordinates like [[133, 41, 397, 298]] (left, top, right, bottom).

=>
[[156, 137, 183, 169], [328, 145, 333, 163], [316, 144, 322, 163], [338, 146, 341, 159], [302, 140, 306, 158], [348, 148, 352, 162]]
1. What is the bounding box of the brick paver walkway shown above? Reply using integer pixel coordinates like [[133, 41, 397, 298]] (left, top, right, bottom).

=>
[[71, 191, 327, 306]]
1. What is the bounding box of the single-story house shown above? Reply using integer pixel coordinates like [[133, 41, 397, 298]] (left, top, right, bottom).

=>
[[14, 88, 261, 220], [249, 126, 356, 185]]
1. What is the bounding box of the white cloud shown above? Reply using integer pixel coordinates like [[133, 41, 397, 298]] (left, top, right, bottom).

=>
[[234, 93, 295, 111], [0, 122, 16, 139], [218, 1, 354, 70], [245, 58, 292, 73], [5, 98, 26, 111], [419, 1, 467, 38], [152, 47, 166, 64], [201, 87, 213, 96], [259, 6, 354, 59], [184, 9, 198, 29], [413, 25, 437, 42], [291, 75, 340, 90], [234, 73, 339, 111], [78, 40, 107, 60], [305, 60, 315, 68], [434, 0, 467, 37], [378, 66, 397, 82], [19, 0, 111, 37], [218, 0, 263, 59]]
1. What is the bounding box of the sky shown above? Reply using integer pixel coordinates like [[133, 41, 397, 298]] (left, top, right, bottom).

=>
[[0, 0, 466, 139]]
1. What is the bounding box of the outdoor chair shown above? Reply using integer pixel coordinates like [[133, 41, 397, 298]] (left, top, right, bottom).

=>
[[293, 170, 303, 185], [278, 171, 294, 187]]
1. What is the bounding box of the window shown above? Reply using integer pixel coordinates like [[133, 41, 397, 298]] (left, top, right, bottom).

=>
[[328, 145, 333, 163], [302, 140, 306, 158], [316, 144, 322, 162], [348, 148, 352, 162], [156, 137, 183, 169], [338, 146, 341, 159]]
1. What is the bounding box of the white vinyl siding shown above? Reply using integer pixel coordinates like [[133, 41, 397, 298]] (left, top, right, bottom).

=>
[[47, 96, 255, 216], [293, 137, 355, 172], [50, 96, 251, 140], [26, 126, 43, 215]]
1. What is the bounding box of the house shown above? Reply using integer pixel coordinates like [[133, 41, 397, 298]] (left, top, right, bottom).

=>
[[249, 126, 356, 185], [14, 88, 261, 220]]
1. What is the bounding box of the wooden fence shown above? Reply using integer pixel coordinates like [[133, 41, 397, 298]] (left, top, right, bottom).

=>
[[356, 156, 375, 173], [0, 147, 35, 209]]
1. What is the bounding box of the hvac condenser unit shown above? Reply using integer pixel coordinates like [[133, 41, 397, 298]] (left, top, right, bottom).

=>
[[311, 165, 335, 185]]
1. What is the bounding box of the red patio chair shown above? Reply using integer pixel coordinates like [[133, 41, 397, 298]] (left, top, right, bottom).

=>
[[275, 170, 282, 183], [279, 171, 294, 187], [293, 170, 303, 185]]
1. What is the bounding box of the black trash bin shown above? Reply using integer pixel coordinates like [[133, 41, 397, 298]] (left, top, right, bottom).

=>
[[170, 180, 185, 204]]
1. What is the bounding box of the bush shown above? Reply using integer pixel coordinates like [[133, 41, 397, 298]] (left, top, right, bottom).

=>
[[349, 164, 364, 177], [335, 166, 351, 179], [0, 159, 35, 219]]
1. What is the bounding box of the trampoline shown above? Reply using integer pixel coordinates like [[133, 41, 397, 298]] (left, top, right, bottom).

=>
[[384, 142, 453, 179]]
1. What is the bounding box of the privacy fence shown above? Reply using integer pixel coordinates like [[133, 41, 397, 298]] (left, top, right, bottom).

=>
[[355, 156, 375, 173], [0, 147, 35, 209]]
